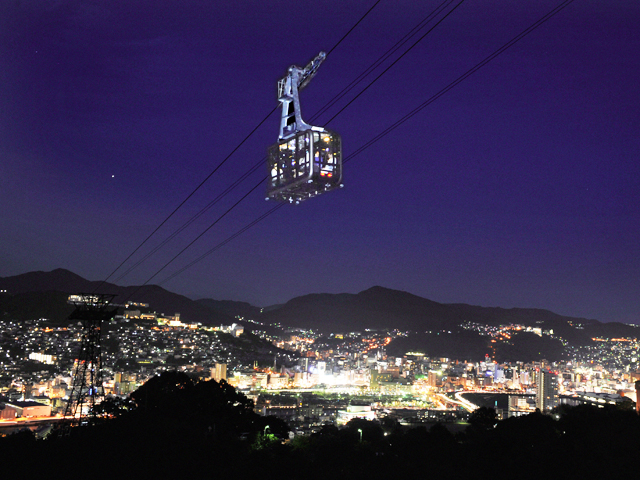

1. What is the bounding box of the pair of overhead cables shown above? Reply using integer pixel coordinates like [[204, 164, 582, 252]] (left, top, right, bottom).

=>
[[141, 0, 464, 284], [116, 0, 467, 303], [342, 0, 577, 165], [114, 0, 462, 288], [121, 0, 467, 301], [93, 0, 383, 294], [95, 104, 277, 291], [309, 0, 459, 124], [148, 0, 576, 290], [111, 153, 266, 284]]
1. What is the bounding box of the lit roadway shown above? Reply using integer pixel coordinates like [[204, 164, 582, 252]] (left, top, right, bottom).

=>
[[253, 387, 470, 413], [454, 391, 479, 412], [0, 415, 65, 427]]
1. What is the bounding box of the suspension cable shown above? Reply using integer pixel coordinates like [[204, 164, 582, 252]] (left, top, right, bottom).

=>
[[94, 0, 382, 292], [309, 0, 456, 123], [343, 0, 577, 164], [144, 0, 576, 289], [325, 0, 466, 125], [111, 0, 461, 285]]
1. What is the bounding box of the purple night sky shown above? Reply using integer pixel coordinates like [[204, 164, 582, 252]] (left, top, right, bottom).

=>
[[1, 1, 638, 323]]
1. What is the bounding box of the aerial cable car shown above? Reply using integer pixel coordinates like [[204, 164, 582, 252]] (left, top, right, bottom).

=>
[[267, 51, 343, 204]]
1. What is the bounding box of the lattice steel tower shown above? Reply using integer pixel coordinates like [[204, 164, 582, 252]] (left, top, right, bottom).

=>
[[62, 293, 117, 429]]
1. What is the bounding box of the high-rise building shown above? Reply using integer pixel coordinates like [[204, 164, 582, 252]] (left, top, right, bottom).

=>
[[428, 370, 442, 388], [212, 363, 227, 382], [536, 369, 558, 412]]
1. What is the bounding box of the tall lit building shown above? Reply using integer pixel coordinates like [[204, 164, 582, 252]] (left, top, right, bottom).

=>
[[212, 363, 227, 382], [536, 369, 558, 412], [428, 370, 442, 388]]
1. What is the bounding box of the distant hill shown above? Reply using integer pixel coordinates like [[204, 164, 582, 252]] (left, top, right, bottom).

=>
[[3, 270, 638, 360], [262, 286, 548, 332], [259, 286, 639, 344], [195, 299, 287, 336], [0, 269, 233, 326], [0, 268, 103, 295], [0, 290, 75, 323], [260, 287, 451, 333], [196, 299, 262, 320], [385, 330, 491, 361]]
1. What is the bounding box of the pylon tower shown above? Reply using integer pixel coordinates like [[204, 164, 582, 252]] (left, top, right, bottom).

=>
[[62, 293, 117, 429]]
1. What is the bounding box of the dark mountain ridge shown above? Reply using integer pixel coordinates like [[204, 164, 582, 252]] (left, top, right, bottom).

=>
[[258, 285, 638, 344], [2, 270, 637, 347], [195, 298, 262, 320], [0, 269, 233, 325]]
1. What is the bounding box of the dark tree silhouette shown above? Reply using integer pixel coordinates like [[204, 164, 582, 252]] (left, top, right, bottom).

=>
[[468, 406, 497, 431], [129, 370, 193, 411], [344, 417, 385, 444]]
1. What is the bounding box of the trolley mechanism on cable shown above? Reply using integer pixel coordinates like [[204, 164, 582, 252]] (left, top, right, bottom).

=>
[[267, 52, 343, 204]]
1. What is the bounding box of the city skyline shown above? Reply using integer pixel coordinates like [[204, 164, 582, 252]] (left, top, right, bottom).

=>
[[1, 1, 639, 323]]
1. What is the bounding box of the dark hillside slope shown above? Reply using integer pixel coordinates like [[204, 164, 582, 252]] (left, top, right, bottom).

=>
[[260, 286, 616, 341], [0, 269, 233, 325], [196, 299, 262, 320], [260, 287, 455, 333]]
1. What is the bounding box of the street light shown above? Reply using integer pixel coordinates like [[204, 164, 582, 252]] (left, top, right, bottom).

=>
[[264, 425, 270, 436], [357, 428, 362, 443]]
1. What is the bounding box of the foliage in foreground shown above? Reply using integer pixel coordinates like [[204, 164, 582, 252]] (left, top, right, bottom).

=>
[[1, 374, 639, 479]]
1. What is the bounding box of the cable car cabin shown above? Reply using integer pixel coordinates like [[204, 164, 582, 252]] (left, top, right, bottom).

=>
[[267, 51, 342, 204], [267, 129, 342, 203]]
